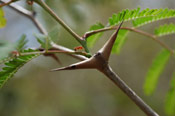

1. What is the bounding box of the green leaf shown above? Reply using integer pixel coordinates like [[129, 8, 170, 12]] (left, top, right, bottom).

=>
[[0, 34, 29, 65], [109, 7, 140, 26], [133, 8, 175, 27], [0, 49, 39, 88], [0, 8, 6, 28], [0, 41, 15, 60], [165, 72, 175, 115], [86, 23, 104, 48], [108, 8, 175, 27], [16, 34, 28, 52], [108, 8, 175, 54], [108, 7, 172, 26], [112, 30, 128, 54], [35, 33, 48, 49], [35, 27, 59, 49], [154, 23, 175, 37], [143, 49, 171, 95]]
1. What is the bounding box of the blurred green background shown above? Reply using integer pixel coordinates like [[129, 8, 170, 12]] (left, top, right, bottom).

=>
[[0, 0, 175, 116]]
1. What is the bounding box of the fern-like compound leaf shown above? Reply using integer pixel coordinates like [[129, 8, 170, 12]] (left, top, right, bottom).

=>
[[35, 26, 60, 50], [143, 49, 171, 96], [165, 72, 175, 115], [0, 49, 39, 88], [133, 8, 175, 27], [0, 34, 29, 65], [109, 8, 175, 27], [16, 34, 28, 52], [109, 7, 175, 26], [154, 23, 175, 37], [108, 8, 175, 54]]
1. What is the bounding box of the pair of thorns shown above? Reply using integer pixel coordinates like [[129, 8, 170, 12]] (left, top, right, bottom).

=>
[[51, 22, 123, 72]]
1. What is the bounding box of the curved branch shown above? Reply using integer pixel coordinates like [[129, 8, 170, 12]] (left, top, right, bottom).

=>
[[33, 0, 90, 53], [1, 0, 87, 60], [3, 2, 159, 116], [84, 26, 174, 54]]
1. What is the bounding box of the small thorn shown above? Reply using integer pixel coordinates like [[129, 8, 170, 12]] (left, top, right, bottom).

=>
[[50, 63, 79, 71], [99, 22, 123, 61], [44, 53, 62, 65]]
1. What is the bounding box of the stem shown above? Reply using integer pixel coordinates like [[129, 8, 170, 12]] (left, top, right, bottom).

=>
[[20, 50, 90, 57], [2, 1, 90, 59], [34, 0, 90, 53], [0, 0, 47, 34], [122, 27, 174, 54], [0, 0, 13, 7], [84, 26, 174, 54], [4, 3, 160, 115], [102, 65, 159, 116]]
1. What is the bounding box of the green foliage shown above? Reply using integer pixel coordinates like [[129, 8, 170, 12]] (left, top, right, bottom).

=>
[[0, 40, 15, 60], [143, 49, 171, 95], [0, 8, 6, 28], [112, 30, 128, 54], [86, 23, 104, 48], [155, 23, 175, 37], [16, 34, 28, 52], [100, 8, 174, 54], [35, 33, 51, 49], [0, 49, 39, 88], [133, 9, 175, 27], [35, 26, 59, 49], [109, 7, 140, 26], [108, 8, 175, 26], [0, 34, 28, 64], [108, 8, 175, 54], [165, 72, 175, 115]]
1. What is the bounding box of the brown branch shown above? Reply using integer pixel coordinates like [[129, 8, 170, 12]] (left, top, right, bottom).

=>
[[3, 3, 159, 116], [1, 1, 87, 60], [51, 26, 159, 116], [102, 65, 159, 116], [20, 49, 90, 57], [36, 0, 82, 41], [84, 26, 174, 54], [0, 0, 13, 7], [0, 0, 47, 34]]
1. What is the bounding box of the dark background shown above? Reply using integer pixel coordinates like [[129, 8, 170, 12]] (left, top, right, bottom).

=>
[[0, 0, 175, 116]]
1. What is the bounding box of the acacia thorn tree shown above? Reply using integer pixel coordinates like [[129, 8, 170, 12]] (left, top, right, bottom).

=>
[[0, 0, 175, 116]]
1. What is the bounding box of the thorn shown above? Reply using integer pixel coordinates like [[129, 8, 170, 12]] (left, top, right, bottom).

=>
[[44, 53, 62, 65], [38, 48, 62, 65], [50, 22, 123, 72], [99, 22, 123, 61]]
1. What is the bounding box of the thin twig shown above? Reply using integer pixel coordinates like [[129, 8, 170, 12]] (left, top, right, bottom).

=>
[[51, 26, 159, 116], [84, 26, 174, 54], [34, 0, 82, 42], [0, 0, 47, 34], [0, 0, 88, 60], [122, 27, 174, 54], [0, 0, 13, 7], [20, 49, 90, 57], [2, 2, 159, 116], [34, 0, 90, 53]]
